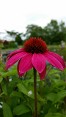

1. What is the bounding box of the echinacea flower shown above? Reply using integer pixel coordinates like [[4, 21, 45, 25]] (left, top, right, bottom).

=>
[[6, 37, 65, 80]]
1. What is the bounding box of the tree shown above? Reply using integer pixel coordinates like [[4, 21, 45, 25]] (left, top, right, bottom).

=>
[[6, 30, 23, 45], [15, 34, 23, 45], [43, 20, 66, 44], [25, 24, 45, 39], [3, 40, 9, 48]]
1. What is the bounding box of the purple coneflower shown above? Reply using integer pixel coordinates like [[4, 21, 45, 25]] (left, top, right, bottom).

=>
[[6, 37, 65, 80]]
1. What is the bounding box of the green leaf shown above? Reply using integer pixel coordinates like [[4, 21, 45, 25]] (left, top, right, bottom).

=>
[[45, 112, 64, 117], [13, 104, 30, 115], [17, 83, 30, 96], [45, 112, 66, 117], [10, 91, 22, 97], [2, 84, 7, 95], [56, 90, 66, 103], [48, 69, 60, 76], [17, 83, 35, 100], [46, 90, 66, 103], [46, 93, 56, 102], [17, 83, 44, 102], [0, 77, 3, 83], [3, 102, 13, 117], [2, 69, 17, 78]]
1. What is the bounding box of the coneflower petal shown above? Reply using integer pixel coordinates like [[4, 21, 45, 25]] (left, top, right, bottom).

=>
[[7, 48, 24, 60], [32, 53, 46, 73], [6, 51, 28, 69], [17, 53, 33, 75], [44, 51, 65, 70], [39, 66, 46, 80], [47, 51, 65, 67]]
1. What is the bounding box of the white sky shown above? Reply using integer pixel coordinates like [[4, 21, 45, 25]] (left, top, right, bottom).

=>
[[0, 0, 66, 34]]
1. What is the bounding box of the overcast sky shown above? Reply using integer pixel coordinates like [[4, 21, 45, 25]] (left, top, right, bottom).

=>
[[0, 0, 66, 34]]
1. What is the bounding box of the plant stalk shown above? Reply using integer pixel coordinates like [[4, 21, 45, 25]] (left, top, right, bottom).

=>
[[33, 68, 38, 117]]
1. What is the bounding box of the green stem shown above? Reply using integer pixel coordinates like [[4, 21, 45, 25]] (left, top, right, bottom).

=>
[[33, 68, 38, 117]]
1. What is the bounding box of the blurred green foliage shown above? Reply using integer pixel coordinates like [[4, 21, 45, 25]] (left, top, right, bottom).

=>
[[0, 57, 66, 117]]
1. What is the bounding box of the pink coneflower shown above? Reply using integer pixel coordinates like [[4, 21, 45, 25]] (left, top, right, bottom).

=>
[[6, 37, 65, 80]]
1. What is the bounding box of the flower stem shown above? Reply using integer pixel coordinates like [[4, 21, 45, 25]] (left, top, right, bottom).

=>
[[33, 68, 38, 117]]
